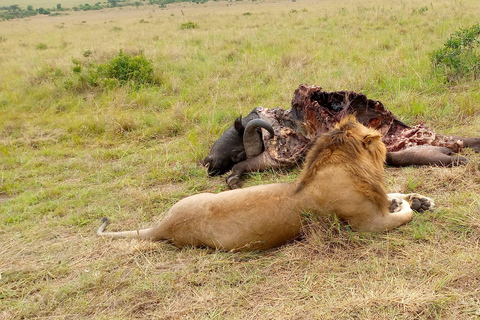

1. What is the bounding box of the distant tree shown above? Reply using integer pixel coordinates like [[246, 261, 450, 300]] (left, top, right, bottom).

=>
[[27, 5, 33, 10], [56, 3, 62, 10], [108, 0, 118, 6], [37, 7, 50, 14], [8, 5, 20, 12]]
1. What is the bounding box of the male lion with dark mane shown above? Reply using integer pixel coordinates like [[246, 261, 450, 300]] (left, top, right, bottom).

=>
[[97, 116, 434, 251]]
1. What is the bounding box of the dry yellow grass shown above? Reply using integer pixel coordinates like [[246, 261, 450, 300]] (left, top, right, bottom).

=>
[[1, 0, 480, 318]]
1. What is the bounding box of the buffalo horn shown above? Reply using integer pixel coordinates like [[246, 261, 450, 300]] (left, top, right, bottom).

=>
[[243, 119, 274, 159]]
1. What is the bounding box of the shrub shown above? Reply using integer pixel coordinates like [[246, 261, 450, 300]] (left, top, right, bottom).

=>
[[71, 49, 157, 90], [36, 43, 48, 50], [101, 49, 155, 85], [180, 21, 198, 30], [431, 24, 480, 82]]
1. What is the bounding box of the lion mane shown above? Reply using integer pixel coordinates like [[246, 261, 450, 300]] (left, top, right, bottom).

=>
[[296, 115, 389, 211], [98, 116, 433, 251]]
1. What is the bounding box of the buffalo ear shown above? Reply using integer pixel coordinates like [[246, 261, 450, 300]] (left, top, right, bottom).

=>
[[234, 116, 244, 134]]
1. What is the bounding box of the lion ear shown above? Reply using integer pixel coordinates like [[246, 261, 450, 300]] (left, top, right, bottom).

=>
[[362, 133, 381, 149]]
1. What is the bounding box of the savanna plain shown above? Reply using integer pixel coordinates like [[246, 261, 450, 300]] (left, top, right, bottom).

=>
[[1, 0, 480, 318]]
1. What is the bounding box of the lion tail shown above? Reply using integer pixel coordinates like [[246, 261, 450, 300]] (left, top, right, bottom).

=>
[[96, 217, 156, 239]]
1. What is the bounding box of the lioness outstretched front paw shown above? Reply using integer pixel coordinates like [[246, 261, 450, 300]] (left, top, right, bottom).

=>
[[405, 194, 435, 212]]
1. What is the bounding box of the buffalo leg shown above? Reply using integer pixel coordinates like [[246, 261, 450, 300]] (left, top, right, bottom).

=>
[[386, 146, 468, 167], [460, 137, 480, 152], [226, 152, 280, 189]]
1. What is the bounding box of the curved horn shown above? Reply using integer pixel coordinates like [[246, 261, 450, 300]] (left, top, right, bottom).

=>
[[243, 119, 274, 159]]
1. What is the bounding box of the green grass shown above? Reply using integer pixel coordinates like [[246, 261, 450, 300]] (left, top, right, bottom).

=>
[[1, 0, 480, 318]]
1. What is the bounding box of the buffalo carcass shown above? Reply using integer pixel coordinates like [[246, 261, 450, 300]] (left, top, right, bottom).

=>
[[204, 84, 480, 189]]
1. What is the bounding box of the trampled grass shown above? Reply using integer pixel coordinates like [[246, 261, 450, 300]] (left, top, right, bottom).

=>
[[1, 0, 480, 318]]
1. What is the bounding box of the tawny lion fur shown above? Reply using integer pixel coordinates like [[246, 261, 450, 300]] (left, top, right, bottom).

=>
[[97, 116, 434, 251]]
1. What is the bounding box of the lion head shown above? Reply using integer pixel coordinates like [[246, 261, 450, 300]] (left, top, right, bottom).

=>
[[296, 115, 388, 209]]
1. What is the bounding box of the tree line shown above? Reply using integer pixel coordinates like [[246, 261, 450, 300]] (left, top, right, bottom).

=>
[[1, 0, 225, 20]]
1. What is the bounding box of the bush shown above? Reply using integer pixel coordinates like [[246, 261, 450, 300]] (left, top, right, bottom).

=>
[[71, 49, 157, 90], [101, 49, 155, 85], [36, 43, 48, 50], [180, 21, 198, 30], [431, 24, 480, 82]]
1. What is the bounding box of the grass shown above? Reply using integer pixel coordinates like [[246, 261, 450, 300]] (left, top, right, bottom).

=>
[[1, 0, 480, 318]]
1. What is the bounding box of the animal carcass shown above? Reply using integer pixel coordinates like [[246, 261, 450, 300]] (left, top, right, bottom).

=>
[[204, 84, 480, 189]]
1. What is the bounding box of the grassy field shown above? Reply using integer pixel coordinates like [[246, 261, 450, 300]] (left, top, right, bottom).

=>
[[1, 0, 480, 318]]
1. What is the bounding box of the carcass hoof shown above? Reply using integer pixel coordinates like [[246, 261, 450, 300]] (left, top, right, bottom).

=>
[[227, 175, 242, 189]]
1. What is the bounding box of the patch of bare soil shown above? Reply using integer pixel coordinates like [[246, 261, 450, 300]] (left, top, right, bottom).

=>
[[0, 193, 11, 204]]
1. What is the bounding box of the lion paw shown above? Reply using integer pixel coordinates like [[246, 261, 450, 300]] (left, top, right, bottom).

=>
[[389, 198, 403, 213], [406, 194, 435, 213]]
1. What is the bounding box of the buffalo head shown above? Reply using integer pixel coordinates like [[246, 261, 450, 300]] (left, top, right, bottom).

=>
[[204, 109, 274, 176]]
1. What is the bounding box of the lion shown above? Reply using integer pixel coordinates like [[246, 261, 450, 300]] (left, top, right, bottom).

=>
[[97, 116, 434, 251]]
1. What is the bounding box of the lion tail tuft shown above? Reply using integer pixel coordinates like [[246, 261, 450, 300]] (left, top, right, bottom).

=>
[[97, 217, 109, 236]]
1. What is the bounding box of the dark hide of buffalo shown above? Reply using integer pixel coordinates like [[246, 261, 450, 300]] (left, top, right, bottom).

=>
[[205, 84, 480, 189], [204, 111, 259, 176], [204, 111, 274, 177]]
